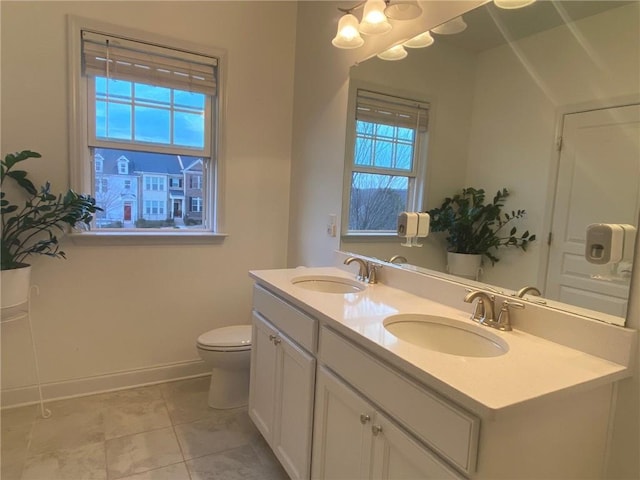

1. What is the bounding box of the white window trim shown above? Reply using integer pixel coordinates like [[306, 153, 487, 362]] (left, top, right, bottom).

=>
[[341, 80, 430, 238], [67, 15, 227, 243]]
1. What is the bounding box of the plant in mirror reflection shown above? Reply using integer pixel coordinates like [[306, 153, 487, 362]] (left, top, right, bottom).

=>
[[427, 187, 536, 265]]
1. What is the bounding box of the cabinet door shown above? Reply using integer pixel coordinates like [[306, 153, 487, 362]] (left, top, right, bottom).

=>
[[273, 333, 316, 479], [312, 367, 374, 480], [370, 412, 462, 480], [249, 312, 278, 440]]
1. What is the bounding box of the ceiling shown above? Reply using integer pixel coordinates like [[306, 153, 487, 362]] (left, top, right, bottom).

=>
[[432, 1, 634, 53]]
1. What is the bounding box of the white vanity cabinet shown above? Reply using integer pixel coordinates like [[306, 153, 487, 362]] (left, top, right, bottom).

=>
[[312, 366, 462, 480], [316, 325, 478, 479], [249, 269, 627, 480], [249, 286, 316, 480]]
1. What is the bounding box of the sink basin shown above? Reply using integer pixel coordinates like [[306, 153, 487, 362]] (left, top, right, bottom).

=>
[[383, 314, 508, 357], [291, 275, 365, 294]]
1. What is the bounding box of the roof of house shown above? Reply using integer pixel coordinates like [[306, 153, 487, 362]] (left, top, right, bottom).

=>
[[94, 148, 201, 175]]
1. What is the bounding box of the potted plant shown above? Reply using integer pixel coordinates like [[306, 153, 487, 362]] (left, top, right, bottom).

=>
[[427, 187, 536, 279], [1, 150, 101, 307]]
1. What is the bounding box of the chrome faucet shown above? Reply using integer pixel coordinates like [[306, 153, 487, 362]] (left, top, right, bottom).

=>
[[463, 290, 495, 324], [515, 286, 542, 298], [344, 256, 368, 281], [465, 290, 525, 331], [388, 255, 408, 264], [343, 257, 381, 284]]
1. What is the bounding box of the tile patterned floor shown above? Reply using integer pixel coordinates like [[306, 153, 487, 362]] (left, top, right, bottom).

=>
[[1, 377, 289, 480]]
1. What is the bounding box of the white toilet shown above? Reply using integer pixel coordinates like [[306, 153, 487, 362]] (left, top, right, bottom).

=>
[[196, 325, 252, 409]]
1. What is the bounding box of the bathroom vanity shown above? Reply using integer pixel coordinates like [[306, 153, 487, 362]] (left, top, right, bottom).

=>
[[248, 260, 635, 479]]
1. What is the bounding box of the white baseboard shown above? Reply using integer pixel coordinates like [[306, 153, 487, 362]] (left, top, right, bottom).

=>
[[1, 359, 211, 409]]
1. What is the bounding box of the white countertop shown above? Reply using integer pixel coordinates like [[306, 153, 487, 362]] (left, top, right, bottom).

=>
[[250, 266, 633, 417]]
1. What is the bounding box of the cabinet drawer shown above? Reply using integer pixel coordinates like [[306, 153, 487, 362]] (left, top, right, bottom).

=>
[[253, 285, 317, 352], [319, 326, 479, 474]]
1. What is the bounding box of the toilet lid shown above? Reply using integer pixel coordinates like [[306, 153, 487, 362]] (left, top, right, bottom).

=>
[[197, 325, 251, 349]]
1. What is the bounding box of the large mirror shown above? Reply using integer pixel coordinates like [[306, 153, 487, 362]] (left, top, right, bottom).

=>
[[341, 0, 640, 326]]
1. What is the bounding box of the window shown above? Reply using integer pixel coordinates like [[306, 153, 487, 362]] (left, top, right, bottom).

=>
[[145, 176, 165, 192], [343, 88, 429, 234], [189, 175, 202, 190], [144, 200, 165, 216], [190, 197, 203, 213], [70, 19, 222, 235], [96, 178, 108, 193], [117, 158, 128, 174]]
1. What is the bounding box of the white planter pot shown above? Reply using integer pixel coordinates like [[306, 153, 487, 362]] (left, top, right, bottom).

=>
[[1, 265, 32, 308], [447, 252, 483, 281]]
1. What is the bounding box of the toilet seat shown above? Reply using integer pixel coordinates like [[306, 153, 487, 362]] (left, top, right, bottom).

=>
[[197, 325, 252, 352]]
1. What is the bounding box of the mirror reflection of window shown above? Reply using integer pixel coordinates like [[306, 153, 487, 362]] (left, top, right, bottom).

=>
[[345, 88, 429, 234]]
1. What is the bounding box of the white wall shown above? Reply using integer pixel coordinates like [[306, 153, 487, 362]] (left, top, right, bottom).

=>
[[1, 1, 296, 401], [466, 3, 640, 288]]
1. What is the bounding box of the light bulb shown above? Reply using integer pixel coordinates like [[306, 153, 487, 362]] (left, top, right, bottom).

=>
[[494, 0, 536, 9], [404, 31, 434, 48], [431, 16, 467, 35], [332, 13, 365, 49], [359, 0, 392, 36], [384, 1, 423, 20], [377, 44, 408, 61]]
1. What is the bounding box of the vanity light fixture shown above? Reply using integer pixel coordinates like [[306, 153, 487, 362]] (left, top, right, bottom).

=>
[[332, 13, 365, 48], [431, 16, 467, 35], [404, 31, 435, 48], [359, 0, 392, 35], [377, 44, 408, 61], [333, 0, 423, 49], [493, 0, 537, 9], [384, 0, 422, 20]]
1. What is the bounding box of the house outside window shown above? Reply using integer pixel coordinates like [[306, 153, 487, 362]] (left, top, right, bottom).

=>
[[343, 88, 429, 235], [70, 18, 222, 235]]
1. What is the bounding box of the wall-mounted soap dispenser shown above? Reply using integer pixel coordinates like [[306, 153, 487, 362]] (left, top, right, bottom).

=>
[[585, 223, 637, 265], [397, 212, 429, 247]]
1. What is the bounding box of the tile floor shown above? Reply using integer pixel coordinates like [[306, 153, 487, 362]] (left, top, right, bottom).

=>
[[1, 376, 289, 480]]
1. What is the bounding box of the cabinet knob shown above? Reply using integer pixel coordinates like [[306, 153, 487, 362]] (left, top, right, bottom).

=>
[[359, 414, 371, 424], [371, 424, 383, 436], [269, 334, 278, 342], [273, 337, 281, 345]]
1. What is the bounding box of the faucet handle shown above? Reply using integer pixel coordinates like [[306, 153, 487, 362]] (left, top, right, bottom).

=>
[[502, 300, 525, 309], [367, 262, 382, 284], [496, 300, 525, 331]]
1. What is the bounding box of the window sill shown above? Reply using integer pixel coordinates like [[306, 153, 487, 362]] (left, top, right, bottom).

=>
[[341, 233, 400, 243], [69, 231, 228, 246]]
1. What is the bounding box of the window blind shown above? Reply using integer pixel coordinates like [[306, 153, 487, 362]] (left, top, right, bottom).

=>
[[356, 89, 428, 131], [82, 31, 217, 95]]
